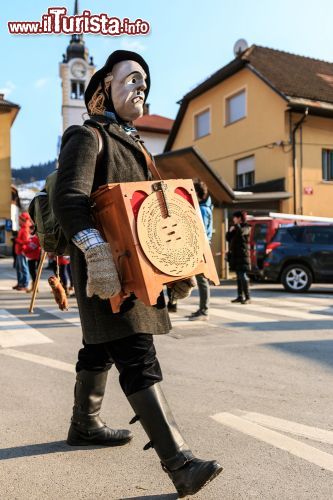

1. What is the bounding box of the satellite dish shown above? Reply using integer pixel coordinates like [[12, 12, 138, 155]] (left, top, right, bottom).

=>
[[233, 39, 248, 57]]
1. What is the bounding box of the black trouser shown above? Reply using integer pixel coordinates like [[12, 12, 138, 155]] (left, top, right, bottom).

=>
[[236, 270, 250, 299], [76, 333, 163, 396]]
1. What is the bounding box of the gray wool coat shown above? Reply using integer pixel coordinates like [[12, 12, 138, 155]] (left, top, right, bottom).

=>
[[54, 119, 171, 344]]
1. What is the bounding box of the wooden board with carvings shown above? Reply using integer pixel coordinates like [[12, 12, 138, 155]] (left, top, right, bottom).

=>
[[91, 179, 219, 312]]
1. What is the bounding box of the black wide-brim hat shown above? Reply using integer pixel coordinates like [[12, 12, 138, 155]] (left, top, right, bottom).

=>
[[85, 50, 150, 111]]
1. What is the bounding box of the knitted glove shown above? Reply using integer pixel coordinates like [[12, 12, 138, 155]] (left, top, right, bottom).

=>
[[85, 243, 121, 299], [169, 277, 196, 301]]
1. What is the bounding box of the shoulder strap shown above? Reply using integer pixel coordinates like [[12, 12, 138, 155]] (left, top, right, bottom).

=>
[[137, 141, 162, 181], [91, 126, 103, 158]]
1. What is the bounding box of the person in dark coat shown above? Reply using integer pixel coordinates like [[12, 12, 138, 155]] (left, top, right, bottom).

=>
[[54, 50, 222, 497], [226, 210, 251, 304]]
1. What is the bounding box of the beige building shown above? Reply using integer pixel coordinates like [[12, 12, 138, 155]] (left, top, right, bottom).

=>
[[0, 94, 20, 255], [156, 45, 333, 275]]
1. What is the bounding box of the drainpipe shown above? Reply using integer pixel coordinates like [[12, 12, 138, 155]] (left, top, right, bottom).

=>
[[224, 208, 229, 280], [300, 125, 303, 215], [292, 108, 308, 214]]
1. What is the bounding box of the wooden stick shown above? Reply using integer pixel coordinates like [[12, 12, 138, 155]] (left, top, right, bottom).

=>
[[29, 250, 47, 313]]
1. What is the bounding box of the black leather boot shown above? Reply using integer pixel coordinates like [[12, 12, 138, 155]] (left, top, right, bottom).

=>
[[231, 278, 243, 303], [67, 370, 133, 446], [127, 383, 222, 497]]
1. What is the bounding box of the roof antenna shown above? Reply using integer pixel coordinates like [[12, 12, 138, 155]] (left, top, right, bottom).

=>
[[233, 39, 248, 57]]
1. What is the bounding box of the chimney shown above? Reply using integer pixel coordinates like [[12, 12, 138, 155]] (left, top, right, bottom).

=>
[[0, 93, 4, 100], [143, 102, 150, 115]]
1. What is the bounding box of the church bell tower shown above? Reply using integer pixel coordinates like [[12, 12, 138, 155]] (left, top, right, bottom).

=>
[[59, 0, 95, 132]]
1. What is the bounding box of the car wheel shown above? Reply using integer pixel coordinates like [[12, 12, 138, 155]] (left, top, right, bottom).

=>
[[281, 264, 312, 293]]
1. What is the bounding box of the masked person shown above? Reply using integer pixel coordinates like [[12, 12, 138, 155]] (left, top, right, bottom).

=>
[[226, 210, 251, 304], [54, 51, 222, 497]]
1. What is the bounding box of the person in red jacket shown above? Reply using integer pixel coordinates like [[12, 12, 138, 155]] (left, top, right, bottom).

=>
[[23, 228, 41, 293], [13, 212, 31, 291]]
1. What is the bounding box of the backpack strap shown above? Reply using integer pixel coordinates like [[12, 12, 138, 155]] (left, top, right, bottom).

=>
[[90, 126, 103, 159], [137, 141, 162, 181]]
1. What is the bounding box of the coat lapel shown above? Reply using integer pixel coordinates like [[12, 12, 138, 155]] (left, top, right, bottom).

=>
[[106, 122, 144, 154], [106, 122, 150, 179]]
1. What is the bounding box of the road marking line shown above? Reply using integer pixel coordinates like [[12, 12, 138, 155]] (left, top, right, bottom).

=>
[[211, 412, 333, 472], [225, 297, 333, 310], [209, 301, 333, 320], [243, 304, 333, 321], [181, 304, 277, 323], [0, 309, 53, 348], [237, 411, 333, 445], [171, 316, 218, 328], [39, 307, 81, 327], [0, 348, 75, 373], [41, 306, 220, 330]]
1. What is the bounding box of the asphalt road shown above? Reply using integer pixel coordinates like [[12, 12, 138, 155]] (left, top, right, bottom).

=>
[[1, 258, 333, 499]]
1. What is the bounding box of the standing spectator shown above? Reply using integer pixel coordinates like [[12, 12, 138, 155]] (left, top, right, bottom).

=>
[[23, 227, 41, 293], [58, 255, 73, 296], [188, 180, 213, 321], [14, 212, 31, 291], [226, 210, 251, 304], [11, 231, 18, 289]]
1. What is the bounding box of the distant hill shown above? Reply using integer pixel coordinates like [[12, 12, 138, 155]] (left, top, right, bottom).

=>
[[12, 160, 56, 184]]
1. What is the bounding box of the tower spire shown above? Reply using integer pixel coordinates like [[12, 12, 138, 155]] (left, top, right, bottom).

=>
[[71, 0, 82, 45]]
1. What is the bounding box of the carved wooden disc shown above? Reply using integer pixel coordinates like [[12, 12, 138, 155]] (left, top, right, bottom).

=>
[[137, 191, 205, 276]]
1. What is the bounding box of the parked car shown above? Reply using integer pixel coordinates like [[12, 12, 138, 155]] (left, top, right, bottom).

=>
[[263, 224, 333, 292], [248, 217, 295, 277]]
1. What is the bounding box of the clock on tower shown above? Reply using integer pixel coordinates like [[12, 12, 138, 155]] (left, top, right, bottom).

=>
[[59, 0, 95, 132]]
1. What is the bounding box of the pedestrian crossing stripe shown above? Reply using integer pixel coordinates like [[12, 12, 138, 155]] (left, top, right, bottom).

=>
[[211, 411, 333, 473], [0, 309, 53, 348], [36, 301, 333, 328]]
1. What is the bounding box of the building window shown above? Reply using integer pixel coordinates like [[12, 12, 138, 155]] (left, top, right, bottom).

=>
[[194, 109, 210, 139], [322, 149, 333, 181], [71, 81, 85, 100], [226, 89, 246, 125], [236, 156, 255, 189]]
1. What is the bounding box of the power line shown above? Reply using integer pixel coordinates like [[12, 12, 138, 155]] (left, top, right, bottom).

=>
[[208, 141, 333, 163], [208, 142, 277, 162]]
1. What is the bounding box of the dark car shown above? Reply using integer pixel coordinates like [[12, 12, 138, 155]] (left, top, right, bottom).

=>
[[248, 217, 295, 277], [263, 224, 333, 292]]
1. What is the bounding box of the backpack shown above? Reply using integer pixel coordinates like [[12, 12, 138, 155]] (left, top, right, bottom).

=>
[[28, 123, 103, 256]]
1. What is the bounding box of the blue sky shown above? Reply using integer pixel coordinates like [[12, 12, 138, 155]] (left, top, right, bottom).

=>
[[1, 0, 333, 169]]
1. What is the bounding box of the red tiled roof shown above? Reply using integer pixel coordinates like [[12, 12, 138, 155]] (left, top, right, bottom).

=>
[[244, 45, 333, 103], [134, 114, 174, 134], [165, 45, 333, 151]]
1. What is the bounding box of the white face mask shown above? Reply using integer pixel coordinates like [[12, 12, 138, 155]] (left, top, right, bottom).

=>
[[110, 60, 147, 122]]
